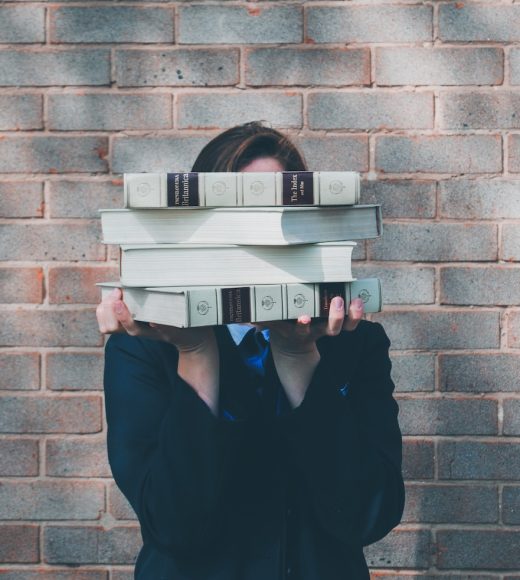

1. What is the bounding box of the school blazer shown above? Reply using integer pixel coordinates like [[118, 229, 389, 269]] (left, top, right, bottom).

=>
[[104, 320, 405, 580]]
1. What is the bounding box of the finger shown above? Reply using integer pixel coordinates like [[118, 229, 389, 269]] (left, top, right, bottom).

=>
[[326, 296, 346, 336], [344, 297, 364, 332], [113, 300, 149, 337]]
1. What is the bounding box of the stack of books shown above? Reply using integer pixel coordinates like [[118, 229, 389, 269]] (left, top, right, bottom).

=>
[[98, 171, 383, 327]]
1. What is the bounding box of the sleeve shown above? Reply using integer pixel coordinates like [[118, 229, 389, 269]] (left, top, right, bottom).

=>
[[279, 321, 405, 548], [103, 333, 245, 556]]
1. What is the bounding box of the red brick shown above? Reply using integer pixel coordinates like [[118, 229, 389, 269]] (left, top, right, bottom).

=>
[[0, 267, 43, 303], [48, 179, 123, 218], [0, 309, 102, 347], [49, 266, 119, 304], [0, 481, 104, 520], [108, 482, 137, 521], [0, 352, 40, 390], [0, 525, 39, 563], [46, 351, 104, 391], [0, 571, 107, 580], [0, 394, 102, 434], [0, 181, 43, 218], [0, 222, 104, 262], [0, 438, 39, 476], [46, 437, 111, 477]]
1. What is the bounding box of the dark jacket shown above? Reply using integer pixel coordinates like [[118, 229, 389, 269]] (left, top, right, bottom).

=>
[[104, 320, 405, 580]]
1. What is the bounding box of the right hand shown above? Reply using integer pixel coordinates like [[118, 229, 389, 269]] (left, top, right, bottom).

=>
[[96, 288, 215, 354]]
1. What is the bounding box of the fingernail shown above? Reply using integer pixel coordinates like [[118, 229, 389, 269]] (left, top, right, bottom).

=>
[[114, 301, 123, 314], [333, 296, 344, 310], [353, 298, 364, 310]]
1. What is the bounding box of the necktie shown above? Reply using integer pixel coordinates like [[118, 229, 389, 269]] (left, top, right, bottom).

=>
[[239, 327, 269, 376]]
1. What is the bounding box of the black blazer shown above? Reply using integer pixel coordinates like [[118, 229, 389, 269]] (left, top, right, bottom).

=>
[[104, 320, 405, 580]]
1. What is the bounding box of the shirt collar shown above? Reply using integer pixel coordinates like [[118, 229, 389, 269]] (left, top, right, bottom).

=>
[[227, 323, 270, 345]]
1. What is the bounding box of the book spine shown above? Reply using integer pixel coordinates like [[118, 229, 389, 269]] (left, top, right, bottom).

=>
[[124, 172, 360, 207]]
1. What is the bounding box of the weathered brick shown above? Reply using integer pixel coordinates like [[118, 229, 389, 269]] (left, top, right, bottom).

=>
[[49, 266, 119, 304], [115, 48, 239, 87], [44, 526, 141, 564], [389, 354, 435, 393], [113, 135, 210, 173], [0, 95, 42, 130], [437, 530, 520, 569], [508, 311, 520, 349], [0, 353, 40, 390], [439, 4, 520, 42], [0, 267, 43, 303], [402, 484, 497, 524], [308, 91, 433, 130], [375, 135, 502, 174], [503, 399, 520, 436], [46, 437, 111, 477], [509, 134, 520, 173], [398, 398, 497, 436], [373, 311, 500, 350], [440, 354, 520, 393], [440, 91, 520, 130], [306, 5, 432, 43], [0, 136, 109, 173], [48, 94, 172, 131], [177, 93, 302, 129], [369, 223, 497, 262], [402, 439, 435, 480], [246, 48, 369, 86], [50, 6, 173, 43], [0, 223, 104, 261], [0, 394, 102, 433], [439, 441, 520, 480], [354, 265, 435, 305], [441, 266, 520, 306], [109, 483, 137, 521], [46, 352, 104, 391], [178, 5, 302, 44], [0, 438, 39, 476], [502, 486, 520, 524], [0, 182, 43, 218], [440, 179, 520, 219], [362, 180, 436, 219], [0, 50, 110, 87], [0, 481, 104, 520], [111, 572, 133, 580], [371, 576, 493, 580], [364, 529, 431, 569], [375, 47, 503, 86], [0, 6, 44, 43], [49, 180, 121, 218], [501, 224, 520, 262], [293, 135, 368, 172], [0, 525, 39, 563], [0, 572, 107, 580], [512, 49, 520, 85]]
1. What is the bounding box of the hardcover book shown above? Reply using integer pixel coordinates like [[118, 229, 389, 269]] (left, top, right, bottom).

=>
[[119, 242, 356, 287], [98, 279, 382, 327], [124, 171, 360, 208], [100, 205, 381, 246]]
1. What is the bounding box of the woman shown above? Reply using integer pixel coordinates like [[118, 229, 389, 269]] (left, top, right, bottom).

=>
[[97, 122, 405, 579]]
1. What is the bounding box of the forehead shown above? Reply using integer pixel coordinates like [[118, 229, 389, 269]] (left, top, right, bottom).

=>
[[240, 157, 285, 173]]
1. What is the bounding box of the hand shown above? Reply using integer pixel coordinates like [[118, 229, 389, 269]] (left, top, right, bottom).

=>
[[96, 288, 219, 413], [256, 296, 365, 408]]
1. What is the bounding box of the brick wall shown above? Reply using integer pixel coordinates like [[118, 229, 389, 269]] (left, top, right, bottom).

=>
[[0, 1, 518, 577]]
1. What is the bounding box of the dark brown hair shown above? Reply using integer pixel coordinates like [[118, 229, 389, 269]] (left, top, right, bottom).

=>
[[191, 121, 308, 172]]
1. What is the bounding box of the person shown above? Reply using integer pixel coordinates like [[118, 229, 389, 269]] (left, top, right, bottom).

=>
[[97, 121, 405, 580]]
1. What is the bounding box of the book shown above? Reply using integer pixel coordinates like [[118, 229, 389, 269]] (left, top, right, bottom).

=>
[[100, 205, 382, 246], [98, 279, 382, 327], [124, 171, 360, 208], [119, 242, 356, 287]]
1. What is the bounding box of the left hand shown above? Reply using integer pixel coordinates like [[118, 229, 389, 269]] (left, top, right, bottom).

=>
[[256, 296, 365, 408]]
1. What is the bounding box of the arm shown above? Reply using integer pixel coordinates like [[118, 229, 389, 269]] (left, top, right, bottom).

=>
[[104, 333, 243, 556], [279, 321, 404, 548]]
